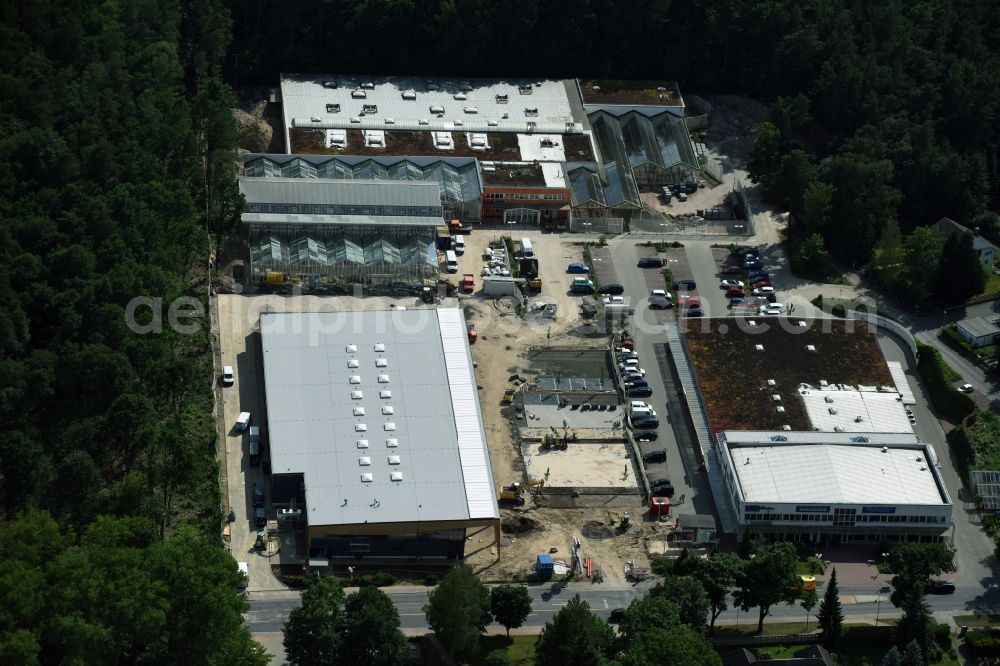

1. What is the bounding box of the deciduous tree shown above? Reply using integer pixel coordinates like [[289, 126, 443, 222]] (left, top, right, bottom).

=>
[[733, 542, 799, 633], [695, 552, 744, 634], [424, 564, 491, 660], [650, 576, 710, 631], [619, 626, 722, 666], [283, 574, 345, 665], [341, 586, 408, 666], [490, 585, 532, 637], [535, 595, 614, 666]]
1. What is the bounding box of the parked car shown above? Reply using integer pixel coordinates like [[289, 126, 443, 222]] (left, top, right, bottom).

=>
[[726, 287, 745, 298], [720, 265, 743, 275], [618, 351, 639, 361], [567, 262, 590, 274], [759, 303, 785, 316], [628, 386, 653, 398], [609, 608, 626, 623], [623, 368, 647, 379], [253, 483, 265, 507], [650, 483, 675, 498], [684, 308, 704, 317], [254, 507, 267, 527], [651, 289, 669, 299], [744, 258, 763, 269], [748, 270, 769, 280], [720, 279, 745, 289], [632, 418, 660, 430], [603, 295, 626, 305], [650, 296, 673, 309], [624, 379, 648, 389], [736, 247, 758, 257], [643, 450, 667, 463], [753, 286, 775, 296], [222, 365, 234, 386], [764, 293, 777, 303], [638, 256, 664, 268], [599, 283, 625, 295], [929, 580, 956, 594], [235, 411, 251, 432], [684, 296, 702, 310], [750, 279, 772, 289], [673, 279, 696, 291], [571, 278, 595, 293], [729, 297, 746, 307], [958, 383, 974, 393], [634, 430, 659, 442]]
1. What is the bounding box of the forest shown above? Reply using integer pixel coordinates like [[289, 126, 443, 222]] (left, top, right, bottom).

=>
[[228, 0, 1000, 304], [0, 0, 256, 662], [1, 0, 999, 661]]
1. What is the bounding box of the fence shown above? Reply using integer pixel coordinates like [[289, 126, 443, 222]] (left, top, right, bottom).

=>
[[846, 310, 917, 358], [709, 633, 822, 647], [568, 217, 624, 234], [702, 159, 724, 184]]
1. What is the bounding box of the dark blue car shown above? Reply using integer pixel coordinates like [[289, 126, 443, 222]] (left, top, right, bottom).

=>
[[748, 270, 769, 280], [567, 263, 590, 274], [744, 258, 763, 269], [628, 386, 653, 398]]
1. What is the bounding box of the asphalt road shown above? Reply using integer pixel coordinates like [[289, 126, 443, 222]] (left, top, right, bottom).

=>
[[246, 582, 1000, 639]]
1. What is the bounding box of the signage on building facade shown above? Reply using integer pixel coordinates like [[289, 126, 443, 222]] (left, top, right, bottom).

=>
[[744, 505, 775, 512], [862, 506, 896, 514], [795, 505, 831, 513]]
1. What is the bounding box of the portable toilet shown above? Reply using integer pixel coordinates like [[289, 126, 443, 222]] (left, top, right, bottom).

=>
[[650, 496, 671, 518], [535, 554, 554, 580], [800, 575, 817, 592]]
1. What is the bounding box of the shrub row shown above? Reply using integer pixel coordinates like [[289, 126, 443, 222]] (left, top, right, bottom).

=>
[[916, 343, 976, 420], [968, 630, 1000, 657]]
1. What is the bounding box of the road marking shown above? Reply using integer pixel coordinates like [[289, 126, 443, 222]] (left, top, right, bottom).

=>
[[603, 599, 609, 609]]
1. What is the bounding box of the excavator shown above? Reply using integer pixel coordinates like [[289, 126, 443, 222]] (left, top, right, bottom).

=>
[[607, 510, 631, 531], [497, 479, 545, 505]]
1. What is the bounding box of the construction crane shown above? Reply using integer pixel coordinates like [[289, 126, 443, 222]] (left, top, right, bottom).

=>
[[497, 479, 544, 505]]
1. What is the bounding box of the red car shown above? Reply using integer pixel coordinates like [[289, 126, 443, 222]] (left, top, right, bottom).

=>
[[726, 287, 745, 298], [720, 265, 743, 275], [750, 279, 771, 289]]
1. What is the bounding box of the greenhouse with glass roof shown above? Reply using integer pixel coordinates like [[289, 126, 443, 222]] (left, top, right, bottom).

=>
[[239, 177, 444, 290]]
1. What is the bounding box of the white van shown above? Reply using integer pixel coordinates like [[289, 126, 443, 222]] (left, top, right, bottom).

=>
[[520, 238, 534, 258], [235, 411, 251, 431], [445, 250, 458, 273], [453, 235, 465, 255]]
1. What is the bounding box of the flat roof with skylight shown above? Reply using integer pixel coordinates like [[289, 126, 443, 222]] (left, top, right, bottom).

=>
[[719, 431, 950, 508], [260, 309, 498, 530]]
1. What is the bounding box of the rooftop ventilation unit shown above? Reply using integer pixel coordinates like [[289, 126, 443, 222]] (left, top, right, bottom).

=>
[[376, 358, 388, 367], [354, 423, 367, 432], [382, 406, 394, 415], [748, 320, 757, 326], [386, 438, 398, 447], [353, 407, 365, 416], [359, 456, 371, 466], [881, 447, 889, 452], [380, 390, 391, 399], [350, 117, 361, 123], [351, 90, 366, 99], [323, 80, 338, 89], [388, 455, 401, 465], [326, 103, 340, 113], [378, 374, 390, 383], [348, 359, 360, 368], [767, 379, 776, 386], [349, 375, 361, 384], [429, 105, 445, 114], [782, 425, 792, 431], [390, 472, 403, 482], [755, 344, 764, 351], [518, 85, 533, 95], [362, 104, 377, 114], [776, 406, 786, 413], [384, 422, 396, 431], [798, 320, 808, 327], [454, 93, 467, 100], [540, 138, 554, 148], [495, 94, 508, 104], [824, 396, 834, 403], [828, 408, 838, 415], [356, 439, 369, 449], [419, 119, 429, 125], [361, 473, 374, 482], [361, 82, 375, 90], [310, 116, 321, 122], [834, 426, 845, 432], [401, 91, 417, 100], [657, 86, 667, 92], [770, 435, 788, 442], [351, 391, 363, 400], [772, 394, 781, 402], [806, 345, 816, 351], [854, 416, 864, 422], [526, 122, 537, 132], [820, 379, 828, 386], [464, 106, 478, 114], [591, 85, 601, 91], [853, 436, 871, 443], [374, 343, 386, 351], [488, 120, 499, 126], [524, 108, 539, 117]]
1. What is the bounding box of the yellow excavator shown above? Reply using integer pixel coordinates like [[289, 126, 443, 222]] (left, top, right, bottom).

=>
[[498, 479, 545, 505]]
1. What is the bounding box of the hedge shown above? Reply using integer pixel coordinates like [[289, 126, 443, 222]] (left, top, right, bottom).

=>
[[939, 326, 977, 361], [968, 629, 1000, 657], [916, 343, 976, 420]]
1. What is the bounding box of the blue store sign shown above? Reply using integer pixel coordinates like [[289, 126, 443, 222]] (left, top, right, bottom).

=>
[[862, 506, 896, 514], [795, 505, 831, 513]]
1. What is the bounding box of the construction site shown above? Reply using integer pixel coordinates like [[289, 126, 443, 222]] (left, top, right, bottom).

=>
[[453, 231, 696, 587]]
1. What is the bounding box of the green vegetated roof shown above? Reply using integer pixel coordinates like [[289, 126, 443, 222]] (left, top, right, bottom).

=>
[[685, 319, 893, 433]]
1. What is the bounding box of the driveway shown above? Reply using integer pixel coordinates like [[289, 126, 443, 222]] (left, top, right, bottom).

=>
[[607, 239, 713, 519]]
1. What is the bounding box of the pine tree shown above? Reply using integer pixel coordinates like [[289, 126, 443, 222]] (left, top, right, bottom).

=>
[[816, 568, 844, 643], [901, 640, 925, 666], [880, 646, 903, 666]]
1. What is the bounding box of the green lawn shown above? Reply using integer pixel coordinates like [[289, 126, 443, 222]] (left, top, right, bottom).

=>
[[416, 635, 537, 666], [715, 624, 958, 666], [954, 614, 1000, 628], [981, 271, 1000, 297]]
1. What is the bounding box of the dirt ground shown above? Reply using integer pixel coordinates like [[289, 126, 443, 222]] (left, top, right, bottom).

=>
[[456, 230, 652, 584]]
